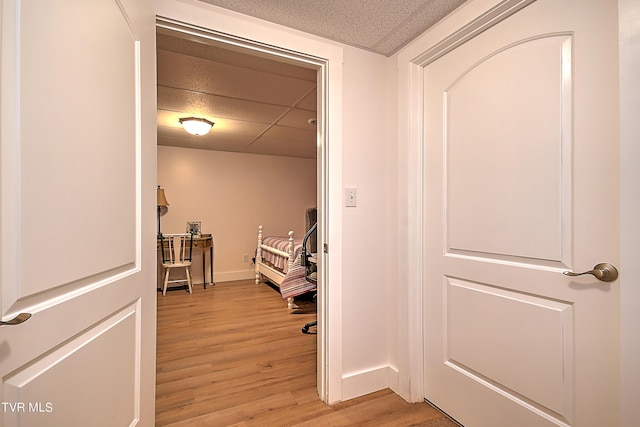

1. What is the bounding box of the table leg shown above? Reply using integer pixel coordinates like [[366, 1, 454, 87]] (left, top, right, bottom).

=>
[[209, 246, 214, 286], [202, 247, 207, 289]]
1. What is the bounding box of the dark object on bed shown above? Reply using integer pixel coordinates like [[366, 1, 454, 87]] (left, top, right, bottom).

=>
[[301, 222, 317, 334]]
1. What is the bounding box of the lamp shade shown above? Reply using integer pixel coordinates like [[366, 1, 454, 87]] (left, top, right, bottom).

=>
[[157, 186, 169, 207], [179, 117, 214, 136]]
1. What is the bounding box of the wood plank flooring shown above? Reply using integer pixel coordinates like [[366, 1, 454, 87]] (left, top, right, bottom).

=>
[[156, 279, 459, 426]]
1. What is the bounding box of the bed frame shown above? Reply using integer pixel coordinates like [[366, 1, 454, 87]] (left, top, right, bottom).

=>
[[255, 225, 297, 308]]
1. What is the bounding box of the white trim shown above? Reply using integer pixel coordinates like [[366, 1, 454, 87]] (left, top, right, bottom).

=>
[[412, 0, 535, 66], [342, 366, 397, 401], [618, 0, 640, 423], [397, 0, 520, 403], [153, 0, 344, 404]]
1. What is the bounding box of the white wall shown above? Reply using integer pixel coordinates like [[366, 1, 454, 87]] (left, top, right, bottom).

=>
[[340, 45, 398, 400], [158, 145, 316, 282]]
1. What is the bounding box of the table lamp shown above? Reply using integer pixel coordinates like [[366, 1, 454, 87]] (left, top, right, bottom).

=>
[[157, 185, 169, 237]]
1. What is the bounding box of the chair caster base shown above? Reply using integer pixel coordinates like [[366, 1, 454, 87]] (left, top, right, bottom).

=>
[[302, 320, 317, 334]]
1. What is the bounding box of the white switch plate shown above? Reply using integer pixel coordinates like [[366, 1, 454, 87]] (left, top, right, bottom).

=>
[[345, 187, 357, 207]]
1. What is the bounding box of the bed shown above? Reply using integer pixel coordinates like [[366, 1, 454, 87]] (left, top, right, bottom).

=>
[[255, 225, 316, 309]]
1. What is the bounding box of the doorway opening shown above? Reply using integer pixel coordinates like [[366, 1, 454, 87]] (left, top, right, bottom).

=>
[[155, 16, 329, 404]]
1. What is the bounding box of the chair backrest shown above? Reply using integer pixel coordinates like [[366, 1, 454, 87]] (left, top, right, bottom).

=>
[[305, 207, 317, 252], [301, 222, 318, 284], [301, 222, 317, 266], [160, 233, 194, 264]]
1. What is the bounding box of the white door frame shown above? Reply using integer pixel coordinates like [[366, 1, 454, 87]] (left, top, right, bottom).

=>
[[618, 0, 640, 423], [154, 0, 345, 404], [397, 0, 639, 420]]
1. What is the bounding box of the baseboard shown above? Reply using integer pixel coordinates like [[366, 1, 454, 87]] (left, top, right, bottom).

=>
[[342, 365, 399, 401], [160, 269, 259, 285], [212, 270, 255, 283], [387, 367, 413, 401]]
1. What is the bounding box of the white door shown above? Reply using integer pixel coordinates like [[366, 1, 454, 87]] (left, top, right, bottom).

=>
[[0, 0, 156, 426], [423, 0, 619, 426]]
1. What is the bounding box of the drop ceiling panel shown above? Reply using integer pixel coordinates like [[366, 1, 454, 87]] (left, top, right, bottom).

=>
[[157, 28, 319, 159], [262, 124, 316, 143], [247, 137, 317, 159], [158, 49, 316, 106], [158, 132, 257, 152], [294, 90, 317, 111], [277, 108, 317, 129], [157, 86, 290, 124]]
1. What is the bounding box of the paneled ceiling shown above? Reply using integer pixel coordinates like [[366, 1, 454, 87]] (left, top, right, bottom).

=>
[[156, 28, 319, 159], [157, 1, 467, 159]]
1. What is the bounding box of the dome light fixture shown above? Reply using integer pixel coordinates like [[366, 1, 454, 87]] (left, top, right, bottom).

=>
[[179, 117, 214, 136]]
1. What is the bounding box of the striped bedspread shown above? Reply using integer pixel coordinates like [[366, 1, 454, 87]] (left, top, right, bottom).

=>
[[280, 257, 316, 300], [259, 235, 316, 300], [261, 236, 304, 273]]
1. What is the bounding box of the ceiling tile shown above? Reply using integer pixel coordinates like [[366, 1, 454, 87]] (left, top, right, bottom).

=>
[[157, 49, 317, 107], [277, 108, 318, 129], [246, 137, 317, 159], [261, 124, 316, 144], [158, 131, 256, 150], [157, 86, 291, 124], [294, 89, 317, 111]]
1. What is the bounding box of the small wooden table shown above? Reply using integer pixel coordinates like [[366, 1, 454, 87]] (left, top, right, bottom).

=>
[[158, 234, 214, 288], [193, 234, 214, 287]]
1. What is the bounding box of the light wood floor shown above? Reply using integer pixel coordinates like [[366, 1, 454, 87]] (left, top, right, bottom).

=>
[[156, 279, 458, 426]]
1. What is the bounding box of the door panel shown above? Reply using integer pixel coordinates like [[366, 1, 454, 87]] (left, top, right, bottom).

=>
[[423, 0, 619, 426], [447, 35, 570, 262], [446, 278, 573, 416], [0, 0, 156, 425], [18, 0, 137, 303], [4, 304, 138, 426]]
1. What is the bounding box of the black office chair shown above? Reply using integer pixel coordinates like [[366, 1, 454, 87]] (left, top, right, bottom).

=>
[[301, 223, 317, 334]]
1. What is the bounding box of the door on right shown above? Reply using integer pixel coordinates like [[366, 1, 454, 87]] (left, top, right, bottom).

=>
[[423, 0, 619, 426]]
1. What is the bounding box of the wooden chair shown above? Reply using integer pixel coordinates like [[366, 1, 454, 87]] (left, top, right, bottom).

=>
[[160, 233, 194, 296]]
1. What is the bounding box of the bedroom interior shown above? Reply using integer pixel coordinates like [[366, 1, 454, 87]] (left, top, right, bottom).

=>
[[155, 23, 329, 421], [156, 27, 319, 288]]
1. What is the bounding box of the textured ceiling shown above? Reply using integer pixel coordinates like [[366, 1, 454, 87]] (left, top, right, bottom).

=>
[[198, 0, 468, 56], [157, 1, 468, 159]]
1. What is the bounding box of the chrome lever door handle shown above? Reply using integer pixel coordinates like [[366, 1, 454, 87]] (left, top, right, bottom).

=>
[[563, 263, 618, 282], [0, 313, 31, 326]]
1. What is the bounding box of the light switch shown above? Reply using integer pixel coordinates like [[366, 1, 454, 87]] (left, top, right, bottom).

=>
[[345, 187, 357, 207]]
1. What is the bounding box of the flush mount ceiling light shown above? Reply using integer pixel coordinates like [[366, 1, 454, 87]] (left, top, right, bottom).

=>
[[179, 117, 214, 136]]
